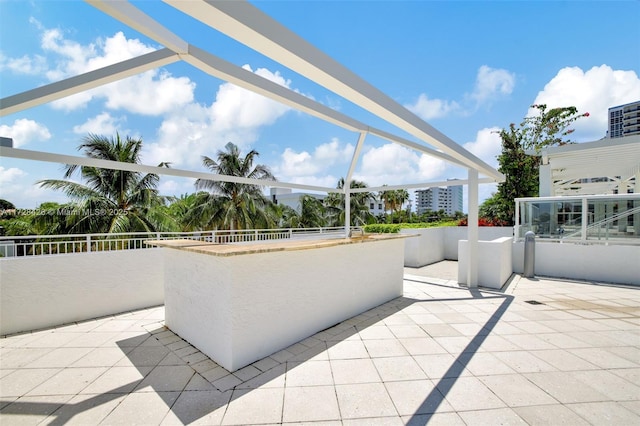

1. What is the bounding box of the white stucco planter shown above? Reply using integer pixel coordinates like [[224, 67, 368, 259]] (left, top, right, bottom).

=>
[[458, 237, 513, 289], [155, 236, 406, 372]]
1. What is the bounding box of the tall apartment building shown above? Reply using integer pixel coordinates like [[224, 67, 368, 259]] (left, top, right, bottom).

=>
[[608, 100, 640, 138], [415, 183, 463, 216]]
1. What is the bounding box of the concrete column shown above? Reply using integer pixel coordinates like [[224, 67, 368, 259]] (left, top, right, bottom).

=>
[[467, 169, 479, 288]]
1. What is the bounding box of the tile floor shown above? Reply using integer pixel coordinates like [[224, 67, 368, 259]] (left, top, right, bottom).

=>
[[1, 267, 639, 425]]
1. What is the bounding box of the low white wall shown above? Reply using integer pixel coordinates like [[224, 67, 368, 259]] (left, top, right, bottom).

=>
[[402, 226, 513, 266], [0, 250, 164, 335], [512, 241, 640, 286], [458, 237, 513, 289], [164, 238, 405, 371], [402, 228, 444, 267]]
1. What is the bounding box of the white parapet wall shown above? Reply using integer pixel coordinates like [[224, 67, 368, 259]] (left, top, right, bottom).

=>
[[402, 226, 513, 267], [458, 237, 513, 289], [0, 249, 164, 335], [512, 241, 640, 286]]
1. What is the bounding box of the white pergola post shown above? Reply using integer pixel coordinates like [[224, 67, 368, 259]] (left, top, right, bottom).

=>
[[345, 185, 351, 236], [467, 168, 479, 288]]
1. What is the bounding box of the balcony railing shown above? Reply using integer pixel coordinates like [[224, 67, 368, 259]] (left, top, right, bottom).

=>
[[515, 194, 640, 245], [0, 227, 347, 258]]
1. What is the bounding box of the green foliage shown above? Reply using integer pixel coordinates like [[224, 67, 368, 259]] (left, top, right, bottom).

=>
[[189, 142, 276, 231], [0, 199, 15, 210], [492, 104, 589, 225], [324, 178, 376, 227], [364, 220, 458, 234]]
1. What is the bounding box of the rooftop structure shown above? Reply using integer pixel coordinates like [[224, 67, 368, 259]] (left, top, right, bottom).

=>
[[608, 100, 640, 138], [415, 182, 463, 216]]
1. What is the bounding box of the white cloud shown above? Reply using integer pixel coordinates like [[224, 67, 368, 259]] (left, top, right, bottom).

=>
[[469, 65, 515, 104], [144, 66, 293, 168], [462, 127, 502, 169], [405, 94, 459, 120], [0, 119, 51, 148], [26, 27, 195, 114], [0, 52, 47, 75], [355, 143, 446, 187], [0, 167, 27, 185], [274, 138, 354, 182], [72, 112, 124, 135], [532, 65, 640, 140]]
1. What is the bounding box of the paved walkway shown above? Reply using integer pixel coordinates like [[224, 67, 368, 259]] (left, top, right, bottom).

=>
[[1, 269, 639, 425]]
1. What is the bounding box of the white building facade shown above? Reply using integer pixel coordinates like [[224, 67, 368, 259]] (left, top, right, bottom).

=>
[[415, 183, 463, 216], [608, 100, 640, 138]]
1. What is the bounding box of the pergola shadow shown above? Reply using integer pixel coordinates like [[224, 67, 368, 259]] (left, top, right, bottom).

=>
[[0, 283, 513, 424]]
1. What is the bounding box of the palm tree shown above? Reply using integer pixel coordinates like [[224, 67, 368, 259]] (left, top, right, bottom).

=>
[[37, 133, 171, 234], [324, 178, 376, 227], [189, 142, 276, 230]]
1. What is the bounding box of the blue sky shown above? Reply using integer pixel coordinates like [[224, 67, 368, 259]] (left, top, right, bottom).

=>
[[1, 0, 639, 209]]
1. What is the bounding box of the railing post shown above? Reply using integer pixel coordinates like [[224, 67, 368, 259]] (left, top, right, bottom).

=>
[[86, 235, 91, 253], [581, 197, 588, 243]]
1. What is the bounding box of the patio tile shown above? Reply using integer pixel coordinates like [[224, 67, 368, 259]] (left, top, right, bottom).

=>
[[398, 337, 447, 355], [363, 339, 408, 357], [236, 364, 286, 389], [343, 416, 403, 425], [436, 376, 506, 412], [27, 367, 107, 396], [115, 346, 170, 367], [0, 368, 61, 398], [458, 407, 527, 425], [403, 412, 465, 426], [529, 349, 599, 371], [335, 383, 398, 419], [455, 352, 516, 376], [286, 360, 333, 387], [388, 324, 428, 339], [183, 373, 216, 391], [282, 385, 341, 423], [0, 348, 50, 369], [413, 353, 470, 379], [44, 392, 126, 425], [221, 387, 284, 425], [514, 404, 590, 425], [160, 390, 231, 425], [524, 371, 609, 403], [21, 332, 79, 348], [493, 350, 557, 373], [373, 356, 426, 382], [64, 332, 121, 348], [478, 374, 558, 407], [419, 323, 463, 337], [232, 365, 261, 382], [212, 373, 243, 392], [71, 347, 132, 367], [331, 359, 380, 385], [80, 366, 152, 394], [357, 325, 396, 340], [23, 347, 93, 368], [326, 340, 368, 360], [0, 394, 73, 425], [566, 401, 640, 424], [500, 333, 559, 350], [251, 356, 280, 372], [568, 347, 639, 368], [433, 336, 480, 354], [134, 365, 194, 392], [572, 369, 640, 401], [99, 390, 179, 425], [384, 379, 454, 415], [201, 366, 230, 384]]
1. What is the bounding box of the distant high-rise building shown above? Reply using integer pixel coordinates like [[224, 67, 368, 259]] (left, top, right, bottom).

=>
[[415, 181, 463, 216], [608, 100, 640, 138]]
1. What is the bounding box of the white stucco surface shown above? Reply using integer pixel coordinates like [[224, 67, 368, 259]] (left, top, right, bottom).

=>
[[0, 250, 164, 335], [402, 226, 513, 266], [458, 237, 513, 289], [512, 241, 640, 286], [162, 237, 405, 371]]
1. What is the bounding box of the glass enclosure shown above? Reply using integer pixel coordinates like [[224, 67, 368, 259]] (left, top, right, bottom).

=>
[[515, 194, 640, 244]]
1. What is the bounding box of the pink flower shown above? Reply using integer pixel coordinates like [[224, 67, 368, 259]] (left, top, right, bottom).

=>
[[583, 112, 590, 117]]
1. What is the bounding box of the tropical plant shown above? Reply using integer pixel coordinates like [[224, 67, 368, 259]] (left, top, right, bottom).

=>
[[37, 133, 171, 233], [324, 178, 376, 227], [189, 142, 276, 230], [379, 187, 409, 218], [491, 104, 589, 225]]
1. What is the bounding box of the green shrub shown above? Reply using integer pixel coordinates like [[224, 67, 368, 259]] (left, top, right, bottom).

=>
[[364, 221, 458, 234]]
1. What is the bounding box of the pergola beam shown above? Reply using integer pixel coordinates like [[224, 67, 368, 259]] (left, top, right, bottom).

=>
[[0, 147, 336, 193], [164, 0, 502, 181], [0, 49, 180, 117]]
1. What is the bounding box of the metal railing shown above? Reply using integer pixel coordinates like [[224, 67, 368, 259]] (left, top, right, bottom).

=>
[[0, 227, 347, 258], [515, 194, 640, 245]]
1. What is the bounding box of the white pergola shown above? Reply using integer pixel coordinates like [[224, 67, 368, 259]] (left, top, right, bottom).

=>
[[534, 135, 640, 196], [0, 0, 503, 286]]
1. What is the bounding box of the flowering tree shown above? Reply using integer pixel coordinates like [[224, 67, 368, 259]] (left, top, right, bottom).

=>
[[487, 104, 589, 225]]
